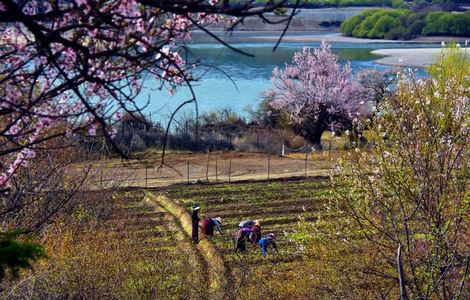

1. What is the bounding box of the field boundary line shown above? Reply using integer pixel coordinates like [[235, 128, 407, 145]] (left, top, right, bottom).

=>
[[145, 193, 228, 299]]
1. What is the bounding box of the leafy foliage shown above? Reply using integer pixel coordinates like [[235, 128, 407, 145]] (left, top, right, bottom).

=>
[[0, 231, 45, 282], [341, 9, 470, 39], [332, 46, 470, 298], [422, 11, 470, 36]]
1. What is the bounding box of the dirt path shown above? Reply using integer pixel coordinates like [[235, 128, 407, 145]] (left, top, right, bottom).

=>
[[146, 193, 231, 299], [151, 200, 210, 293], [113, 192, 210, 298]]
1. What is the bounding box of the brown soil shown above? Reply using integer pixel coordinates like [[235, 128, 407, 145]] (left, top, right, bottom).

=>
[[85, 151, 335, 189]]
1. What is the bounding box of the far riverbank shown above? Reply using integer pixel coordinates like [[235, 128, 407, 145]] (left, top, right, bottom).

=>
[[190, 31, 468, 45]]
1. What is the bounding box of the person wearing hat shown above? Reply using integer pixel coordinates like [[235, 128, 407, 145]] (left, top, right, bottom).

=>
[[238, 219, 256, 229], [191, 205, 201, 244], [258, 233, 278, 258], [201, 217, 222, 236]]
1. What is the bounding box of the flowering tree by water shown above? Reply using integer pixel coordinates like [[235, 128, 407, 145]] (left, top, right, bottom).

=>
[[266, 41, 375, 149], [0, 0, 294, 190]]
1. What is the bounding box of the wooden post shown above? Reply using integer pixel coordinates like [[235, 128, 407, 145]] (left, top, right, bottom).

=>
[[187, 162, 190, 184], [267, 154, 271, 180], [228, 160, 232, 183], [145, 166, 148, 188], [215, 153, 218, 182], [305, 143, 308, 178], [329, 140, 332, 161], [205, 150, 210, 182]]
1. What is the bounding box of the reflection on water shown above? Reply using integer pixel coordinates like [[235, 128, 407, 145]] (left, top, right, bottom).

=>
[[190, 46, 386, 80], [137, 43, 430, 120]]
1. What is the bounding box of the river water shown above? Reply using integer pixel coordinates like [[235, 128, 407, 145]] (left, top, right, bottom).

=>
[[136, 41, 432, 122]]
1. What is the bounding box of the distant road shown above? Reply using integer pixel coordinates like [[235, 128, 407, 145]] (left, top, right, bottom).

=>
[[190, 31, 465, 45], [204, 7, 379, 32]]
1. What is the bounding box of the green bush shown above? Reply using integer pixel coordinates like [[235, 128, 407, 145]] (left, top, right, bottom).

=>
[[341, 9, 470, 39], [408, 19, 425, 37], [0, 231, 45, 282], [422, 12, 470, 36], [339, 0, 392, 6], [340, 9, 377, 36], [368, 15, 397, 38], [421, 12, 445, 35], [391, 0, 406, 8], [352, 12, 384, 37], [350, 9, 408, 38], [384, 25, 408, 39], [450, 14, 470, 36]]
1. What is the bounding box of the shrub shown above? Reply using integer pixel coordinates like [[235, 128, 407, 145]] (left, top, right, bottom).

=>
[[392, 0, 407, 8], [450, 14, 470, 36], [0, 231, 45, 283], [339, 0, 392, 6], [342, 8, 470, 39], [352, 12, 384, 37], [422, 12, 470, 36], [368, 15, 397, 38], [421, 11, 445, 35], [331, 46, 470, 298], [384, 24, 408, 39], [407, 19, 425, 37], [340, 10, 377, 36]]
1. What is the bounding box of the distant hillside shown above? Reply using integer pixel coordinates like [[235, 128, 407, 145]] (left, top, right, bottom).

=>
[[210, 7, 375, 31], [253, 0, 467, 10]]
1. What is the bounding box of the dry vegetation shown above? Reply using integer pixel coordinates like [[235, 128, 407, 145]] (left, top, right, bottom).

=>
[[1, 190, 206, 299]]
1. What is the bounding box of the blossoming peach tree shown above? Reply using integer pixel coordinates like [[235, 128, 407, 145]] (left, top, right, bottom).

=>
[[0, 0, 294, 191], [265, 41, 379, 149], [0, 0, 297, 280]]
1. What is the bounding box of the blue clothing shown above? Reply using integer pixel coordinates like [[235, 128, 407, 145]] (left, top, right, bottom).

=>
[[258, 237, 277, 257], [211, 218, 222, 232]]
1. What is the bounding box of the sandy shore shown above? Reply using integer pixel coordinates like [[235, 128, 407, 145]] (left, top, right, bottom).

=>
[[191, 31, 468, 45], [372, 48, 470, 67]]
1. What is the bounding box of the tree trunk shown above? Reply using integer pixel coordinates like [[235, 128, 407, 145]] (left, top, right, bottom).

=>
[[293, 124, 325, 150], [397, 244, 409, 300]]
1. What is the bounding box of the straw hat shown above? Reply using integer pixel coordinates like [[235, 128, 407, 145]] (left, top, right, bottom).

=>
[[214, 217, 222, 223]]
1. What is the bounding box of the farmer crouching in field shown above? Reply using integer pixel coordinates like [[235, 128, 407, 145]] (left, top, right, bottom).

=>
[[259, 233, 278, 258], [238, 219, 258, 229], [202, 217, 222, 236], [191, 205, 201, 244], [249, 220, 262, 244], [234, 227, 253, 252]]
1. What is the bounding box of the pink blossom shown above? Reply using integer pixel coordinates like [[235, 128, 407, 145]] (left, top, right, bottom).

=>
[[266, 41, 374, 145], [88, 126, 97, 136], [0, 0, 230, 188]]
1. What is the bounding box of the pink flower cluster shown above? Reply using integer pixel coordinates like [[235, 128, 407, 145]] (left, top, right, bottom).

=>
[[0, 0, 229, 188], [268, 41, 374, 133]]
